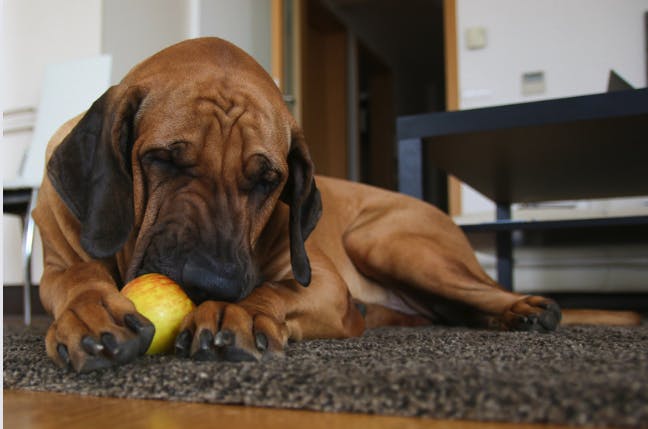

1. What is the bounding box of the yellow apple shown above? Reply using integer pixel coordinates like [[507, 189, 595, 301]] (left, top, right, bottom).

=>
[[121, 273, 195, 355]]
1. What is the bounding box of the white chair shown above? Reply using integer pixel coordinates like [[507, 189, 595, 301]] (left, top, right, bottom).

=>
[[3, 55, 112, 325]]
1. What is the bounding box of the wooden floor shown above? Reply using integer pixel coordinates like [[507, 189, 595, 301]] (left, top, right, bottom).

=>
[[4, 389, 586, 429]]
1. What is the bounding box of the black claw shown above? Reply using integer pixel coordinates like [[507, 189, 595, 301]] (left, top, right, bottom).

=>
[[221, 346, 258, 362], [57, 343, 71, 366], [513, 316, 532, 331], [199, 330, 214, 351], [116, 338, 145, 364], [174, 329, 192, 357], [100, 333, 121, 358], [81, 336, 104, 356], [355, 302, 367, 318], [255, 333, 268, 352], [77, 356, 113, 373], [192, 330, 217, 361], [214, 330, 234, 347], [125, 314, 155, 354], [508, 300, 562, 333], [124, 314, 143, 331], [540, 302, 562, 330]]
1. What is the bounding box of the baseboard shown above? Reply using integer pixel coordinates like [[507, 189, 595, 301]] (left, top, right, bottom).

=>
[[546, 292, 648, 311]]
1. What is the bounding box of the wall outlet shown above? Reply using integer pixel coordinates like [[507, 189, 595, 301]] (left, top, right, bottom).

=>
[[521, 71, 546, 95]]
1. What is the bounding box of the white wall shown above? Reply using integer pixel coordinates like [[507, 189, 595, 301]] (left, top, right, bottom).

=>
[[3, 0, 102, 111], [102, 0, 191, 84], [198, 0, 272, 74], [458, 0, 647, 110], [455, 0, 648, 215], [102, 0, 272, 85], [2, 0, 101, 181], [3, 0, 102, 286]]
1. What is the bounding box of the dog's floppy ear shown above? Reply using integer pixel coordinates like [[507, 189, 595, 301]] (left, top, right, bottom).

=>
[[47, 85, 147, 259], [280, 128, 322, 286]]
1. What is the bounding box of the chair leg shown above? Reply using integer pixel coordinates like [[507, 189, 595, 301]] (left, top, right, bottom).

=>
[[21, 188, 39, 326]]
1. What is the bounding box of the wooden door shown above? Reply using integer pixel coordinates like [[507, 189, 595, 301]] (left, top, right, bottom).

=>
[[299, 0, 349, 179]]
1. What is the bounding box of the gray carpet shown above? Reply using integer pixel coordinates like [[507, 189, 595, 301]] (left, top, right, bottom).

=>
[[4, 322, 648, 427]]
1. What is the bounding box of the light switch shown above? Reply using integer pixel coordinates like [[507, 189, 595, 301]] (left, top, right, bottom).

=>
[[465, 27, 487, 50]]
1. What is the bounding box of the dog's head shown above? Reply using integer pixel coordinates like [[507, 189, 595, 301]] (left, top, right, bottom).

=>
[[47, 37, 321, 303]]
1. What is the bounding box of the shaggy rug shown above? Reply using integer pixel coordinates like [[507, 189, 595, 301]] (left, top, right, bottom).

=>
[[4, 322, 648, 427]]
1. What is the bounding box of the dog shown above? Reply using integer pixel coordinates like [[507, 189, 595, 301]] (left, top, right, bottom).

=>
[[33, 37, 561, 372]]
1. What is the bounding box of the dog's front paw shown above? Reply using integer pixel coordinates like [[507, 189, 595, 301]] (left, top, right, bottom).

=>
[[173, 301, 287, 362], [45, 289, 154, 373], [501, 295, 562, 332]]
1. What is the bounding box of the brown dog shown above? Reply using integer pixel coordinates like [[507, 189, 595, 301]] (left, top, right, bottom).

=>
[[33, 37, 561, 372]]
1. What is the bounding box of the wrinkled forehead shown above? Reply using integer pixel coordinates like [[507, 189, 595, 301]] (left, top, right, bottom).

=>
[[134, 74, 291, 155]]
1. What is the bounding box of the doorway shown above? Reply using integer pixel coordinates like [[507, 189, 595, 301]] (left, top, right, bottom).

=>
[[274, 0, 450, 203]]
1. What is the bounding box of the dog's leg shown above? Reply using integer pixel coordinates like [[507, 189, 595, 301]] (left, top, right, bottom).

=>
[[38, 221, 154, 373], [40, 262, 155, 372], [34, 186, 155, 373], [174, 246, 365, 361], [343, 200, 561, 331]]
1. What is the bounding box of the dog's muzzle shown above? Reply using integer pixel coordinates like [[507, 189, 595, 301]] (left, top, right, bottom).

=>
[[181, 250, 250, 303]]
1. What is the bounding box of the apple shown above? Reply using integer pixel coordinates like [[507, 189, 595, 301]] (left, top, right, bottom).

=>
[[121, 273, 195, 355]]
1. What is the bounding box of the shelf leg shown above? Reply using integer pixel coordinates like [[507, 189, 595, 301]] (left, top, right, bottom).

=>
[[496, 203, 513, 291], [397, 138, 423, 199]]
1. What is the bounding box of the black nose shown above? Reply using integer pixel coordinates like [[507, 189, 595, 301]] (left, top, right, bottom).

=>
[[182, 252, 245, 302]]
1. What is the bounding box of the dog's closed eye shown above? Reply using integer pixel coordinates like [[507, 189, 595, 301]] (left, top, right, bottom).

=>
[[142, 141, 196, 173], [244, 154, 282, 195]]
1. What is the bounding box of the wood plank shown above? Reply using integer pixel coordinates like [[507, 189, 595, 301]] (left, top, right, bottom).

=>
[[443, 0, 463, 216], [3, 389, 581, 429], [271, 0, 284, 88], [443, 0, 458, 112], [292, 0, 304, 126], [301, 0, 348, 178]]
